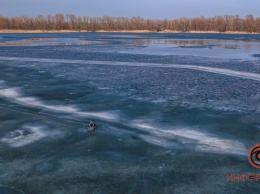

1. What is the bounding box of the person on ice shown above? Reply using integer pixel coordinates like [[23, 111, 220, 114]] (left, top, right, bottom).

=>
[[89, 120, 96, 130]]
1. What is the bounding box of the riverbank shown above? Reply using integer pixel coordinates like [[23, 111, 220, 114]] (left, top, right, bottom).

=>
[[0, 29, 259, 34]]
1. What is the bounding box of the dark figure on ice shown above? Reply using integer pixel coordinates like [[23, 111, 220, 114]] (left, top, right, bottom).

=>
[[89, 120, 96, 130]]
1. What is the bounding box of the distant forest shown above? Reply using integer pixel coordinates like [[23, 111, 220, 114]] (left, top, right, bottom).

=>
[[0, 14, 259, 32]]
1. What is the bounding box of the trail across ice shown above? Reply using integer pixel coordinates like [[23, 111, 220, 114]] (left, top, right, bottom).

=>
[[1, 57, 260, 82], [0, 81, 119, 122]]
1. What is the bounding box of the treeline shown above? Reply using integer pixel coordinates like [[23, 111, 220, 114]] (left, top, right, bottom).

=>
[[0, 14, 259, 32]]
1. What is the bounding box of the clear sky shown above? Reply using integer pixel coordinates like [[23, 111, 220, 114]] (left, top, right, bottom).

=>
[[0, 0, 259, 19]]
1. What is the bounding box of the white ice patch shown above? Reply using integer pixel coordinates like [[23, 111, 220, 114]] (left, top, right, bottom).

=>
[[168, 128, 246, 155], [133, 123, 247, 155], [91, 111, 119, 121], [98, 87, 111, 90], [182, 65, 260, 82], [139, 134, 177, 148], [152, 99, 167, 104], [0, 81, 119, 121], [0, 86, 77, 112], [1, 57, 260, 82], [1, 125, 48, 147]]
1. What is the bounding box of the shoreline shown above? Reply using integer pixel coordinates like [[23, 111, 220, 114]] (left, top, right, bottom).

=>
[[0, 29, 259, 34]]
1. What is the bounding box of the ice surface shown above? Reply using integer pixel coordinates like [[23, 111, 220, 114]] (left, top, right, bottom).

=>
[[1, 57, 260, 117], [0, 32, 260, 193]]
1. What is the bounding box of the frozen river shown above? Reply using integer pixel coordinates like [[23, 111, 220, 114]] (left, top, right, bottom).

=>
[[0, 32, 260, 193]]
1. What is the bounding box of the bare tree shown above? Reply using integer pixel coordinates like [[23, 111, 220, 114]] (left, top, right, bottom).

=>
[[0, 14, 259, 33]]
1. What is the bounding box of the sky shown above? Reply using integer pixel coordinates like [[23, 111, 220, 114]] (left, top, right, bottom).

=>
[[0, 0, 259, 19]]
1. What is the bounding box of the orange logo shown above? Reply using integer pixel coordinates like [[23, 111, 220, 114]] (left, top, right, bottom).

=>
[[248, 144, 260, 168]]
